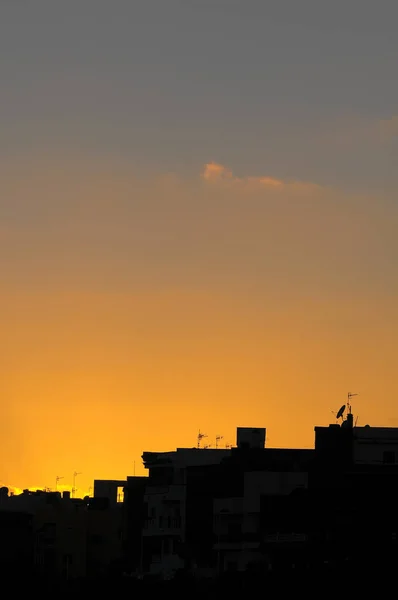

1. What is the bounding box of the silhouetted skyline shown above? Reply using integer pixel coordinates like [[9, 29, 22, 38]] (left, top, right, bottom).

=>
[[2, 417, 398, 590]]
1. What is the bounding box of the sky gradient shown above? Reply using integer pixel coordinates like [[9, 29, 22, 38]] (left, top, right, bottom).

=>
[[1, 0, 398, 495]]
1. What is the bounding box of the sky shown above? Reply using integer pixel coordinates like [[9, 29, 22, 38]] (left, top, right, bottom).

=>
[[1, 0, 398, 495]]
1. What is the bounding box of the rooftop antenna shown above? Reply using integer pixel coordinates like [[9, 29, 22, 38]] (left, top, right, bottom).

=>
[[55, 475, 63, 491], [347, 392, 358, 415], [215, 435, 223, 449], [197, 430, 207, 448], [72, 471, 82, 498]]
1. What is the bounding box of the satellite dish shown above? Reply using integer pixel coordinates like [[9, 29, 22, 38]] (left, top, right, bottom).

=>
[[336, 404, 346, 420]]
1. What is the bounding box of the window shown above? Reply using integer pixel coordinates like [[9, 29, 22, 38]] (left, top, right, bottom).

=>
[[383, 450, 395, 464]]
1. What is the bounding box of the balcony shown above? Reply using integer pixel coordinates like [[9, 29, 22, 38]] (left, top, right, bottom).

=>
[[263, 532, 308, 544], [143, 516, 182, 536]]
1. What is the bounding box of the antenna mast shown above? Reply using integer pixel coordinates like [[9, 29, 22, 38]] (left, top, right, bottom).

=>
[[347, 392, 358, 415], [197, 430, 207, 448], [72, 471, 82, 498]]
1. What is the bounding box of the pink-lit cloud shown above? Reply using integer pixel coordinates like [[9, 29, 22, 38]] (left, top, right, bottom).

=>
[[202, 161, 319, 192]]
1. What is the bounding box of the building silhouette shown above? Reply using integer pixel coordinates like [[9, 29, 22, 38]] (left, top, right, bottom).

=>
[[0, 488, 124, 582], [2, 408, 398, 590]]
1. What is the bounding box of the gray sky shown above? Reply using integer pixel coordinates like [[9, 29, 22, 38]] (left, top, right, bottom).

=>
[[1, 0, 397, 189]]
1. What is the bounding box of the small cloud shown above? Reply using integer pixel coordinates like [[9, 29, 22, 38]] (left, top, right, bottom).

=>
[[202, 162, 318, 192], [202, 162, 234, 182], [254, 176, 283, 187]]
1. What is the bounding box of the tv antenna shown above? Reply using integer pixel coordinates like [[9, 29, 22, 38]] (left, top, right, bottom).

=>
[[55, 475, 63, 490], [72, 471, 82, 498], [347, 392, 358, 415], [215, 435, 223, 449], [197, 430, 207, 448]]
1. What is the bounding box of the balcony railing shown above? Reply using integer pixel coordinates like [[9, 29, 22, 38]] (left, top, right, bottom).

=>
[[263, 532, 308, 544], [144, 517, 182, 532]]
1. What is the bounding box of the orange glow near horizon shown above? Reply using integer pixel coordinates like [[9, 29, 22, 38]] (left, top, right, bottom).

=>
[[1, 158, 398, 495]]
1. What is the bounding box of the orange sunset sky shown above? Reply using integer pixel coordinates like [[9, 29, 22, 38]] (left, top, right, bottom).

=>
[[1, 1, 398, 496]]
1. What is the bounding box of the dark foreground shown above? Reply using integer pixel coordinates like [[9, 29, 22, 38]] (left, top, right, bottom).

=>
[[2, 564, 396, 598]]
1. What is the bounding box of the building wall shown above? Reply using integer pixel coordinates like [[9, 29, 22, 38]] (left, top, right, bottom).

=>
[[142, 447, 232, 578], [93, 479, 126, 506], [34, 501, 87, 579], [123, 476, 147, 574], [0, 510, 34, 580], [86, 504, 124, 577], [243, 470, 308, 547], [213, 467, 309, 573], [244, 470, 308, 513], [0, 489, 124, 580], [353, 427, 398, 465]]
